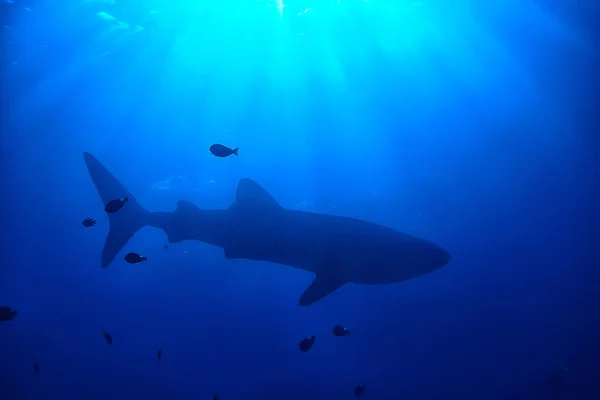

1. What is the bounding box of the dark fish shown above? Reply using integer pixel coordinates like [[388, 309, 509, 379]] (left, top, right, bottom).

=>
[[157, 343, 164, 361], [332, 325, 350, 337], [549, 369, 563, 387], [0, 306, 18, 322], [549, 361, 569, 387], [354, 384, 365, 396], [299, 335, 315, 352], [33, 364, 40, 374], [124, 252, 147, 264], [213, 392, 220, 400], [104, 197, 128, 214], [82, 217, 97, 227], [102, 331, 113, 345], [163, 244, 169, 250], [209, 144, 239, 158]]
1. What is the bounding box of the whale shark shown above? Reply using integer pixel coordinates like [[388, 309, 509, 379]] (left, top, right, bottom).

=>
[[83, 152, 451, 306]]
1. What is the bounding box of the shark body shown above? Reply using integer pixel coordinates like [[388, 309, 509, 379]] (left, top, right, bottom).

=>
[[83, 152, 451, 306]]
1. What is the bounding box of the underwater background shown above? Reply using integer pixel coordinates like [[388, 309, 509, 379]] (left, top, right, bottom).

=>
[[1, 0, 599, 399]]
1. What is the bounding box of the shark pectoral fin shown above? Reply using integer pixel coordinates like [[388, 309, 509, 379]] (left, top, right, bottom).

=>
[[298, 273, 346, 306]]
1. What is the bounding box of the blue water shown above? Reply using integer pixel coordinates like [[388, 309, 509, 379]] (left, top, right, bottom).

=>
[[1, 0, 599, 399]]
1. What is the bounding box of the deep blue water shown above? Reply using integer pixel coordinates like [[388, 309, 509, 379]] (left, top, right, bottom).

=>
[[1, 0, 599, 399]]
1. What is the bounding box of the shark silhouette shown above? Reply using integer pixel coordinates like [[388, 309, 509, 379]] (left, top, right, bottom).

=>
[[83, 152, 451, 306]]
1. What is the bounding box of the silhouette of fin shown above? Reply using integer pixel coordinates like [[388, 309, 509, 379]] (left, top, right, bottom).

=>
[[230, 179, 283, 212], [299, 273, 347, 306], [83, 152, 150, 268], [175, 200, 200, 214], [161, 200, 201, 243]]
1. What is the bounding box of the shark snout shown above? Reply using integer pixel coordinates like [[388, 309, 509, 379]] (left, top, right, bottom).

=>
[[424, 241, 451, 270], [441, 248, 451, 265], [435, 246, 451, 267]]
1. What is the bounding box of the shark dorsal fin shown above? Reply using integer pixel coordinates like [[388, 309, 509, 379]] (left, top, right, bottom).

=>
[[176, 200, 199, 213], [233, 179, 282, 211]]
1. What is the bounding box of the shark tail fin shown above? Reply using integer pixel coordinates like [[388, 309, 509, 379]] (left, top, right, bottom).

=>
[[83, 152, 150, 268], [232, 148, 239, 156]]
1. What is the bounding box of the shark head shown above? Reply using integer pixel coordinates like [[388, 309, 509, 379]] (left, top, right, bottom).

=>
[[417, 241, 451, 273], [390, 238, 451, 282], [342, 232, 451, 286]]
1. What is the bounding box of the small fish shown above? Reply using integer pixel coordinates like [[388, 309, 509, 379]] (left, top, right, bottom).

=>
[[332, 325, 351, 337], [549, 369, 563, 386], [213, 392, 220, 400], [163, 244, 169, 250], [33, 364, 40, 374], [299, 335, 315, 352], [104, 197, 128, 214], [102, 331, 113, 345], [124, 252, 147, 264], [157, 343, 164, 361], [557, 360, 569, 372], [0, 306, 18, 322], [549, 361, 569, 386], [354, 384, 365, 396], [82, 217, 97, 227], [209, 144, 239, 158]]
